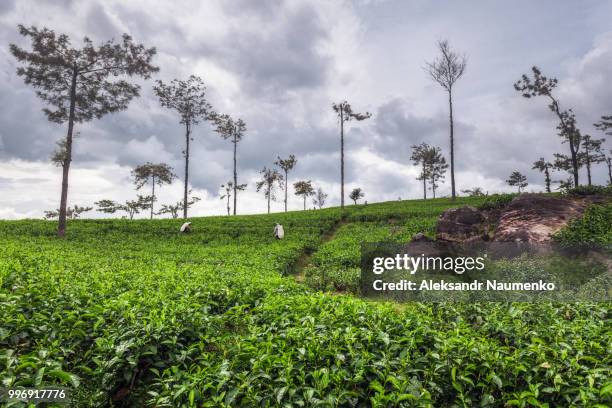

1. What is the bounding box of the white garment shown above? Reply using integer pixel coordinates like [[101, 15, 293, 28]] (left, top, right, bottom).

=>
[[273, 224, 284, 239], [180, 222, 192, 233]]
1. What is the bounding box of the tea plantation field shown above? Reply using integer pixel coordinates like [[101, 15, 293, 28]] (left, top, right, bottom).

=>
[[1, 198, 610, 407]]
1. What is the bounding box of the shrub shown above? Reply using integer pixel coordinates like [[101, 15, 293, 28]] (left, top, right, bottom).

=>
[[477, 193, 516, 211], [566, 184, 612, 197], [553, 203, 612, 245]]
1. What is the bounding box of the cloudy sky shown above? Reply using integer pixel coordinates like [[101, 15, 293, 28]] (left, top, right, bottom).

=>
[[1, 0, 611, 219]]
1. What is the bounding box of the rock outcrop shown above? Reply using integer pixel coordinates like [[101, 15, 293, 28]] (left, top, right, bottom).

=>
[[434, 194, 603, 243], [493, 194, 587, 242], [436, 206, 486, 242]]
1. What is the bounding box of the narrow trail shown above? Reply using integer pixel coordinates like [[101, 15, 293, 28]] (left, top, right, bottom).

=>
[[290, 218, 349, 283], [289, 214, 403, 285]]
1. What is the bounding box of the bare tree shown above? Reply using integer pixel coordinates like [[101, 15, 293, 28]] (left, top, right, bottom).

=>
[[294, 180, 315, 210], [255, 167, 284, 214], [213, 113, 246, 215], [532, 158, 553, 193], [312, 187, 328, 209], [349, 188, 364, 205], [425, 40, 467, 199], [10, 25, 158, 236], [332, 101, 371, 208], [153, 76, 213, 219], [506, 171, 528, 193], [515, 67, 582, 187], [580, 135, 606, 186], [275, 155, 297, 212], [132, 162, 175, 219]]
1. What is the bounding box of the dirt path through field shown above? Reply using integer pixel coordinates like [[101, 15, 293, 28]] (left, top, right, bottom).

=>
[[290, 217, 349, 283]]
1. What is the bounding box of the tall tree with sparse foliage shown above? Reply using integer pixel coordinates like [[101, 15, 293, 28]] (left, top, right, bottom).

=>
[[275, 155, 297, 212], [580, 135, 606, 186], [312, 187, 328, 209], [411, 143, 432, 199], [515, 67, 582, 187], [412, 143, 447, 198], [294, 180, 315, 210], [349, 188, 364, 205], [213, 113, 246, 215], [506, 171, 528, 193], [532, 158, 553, 193], [332, 101, 371, 208], [606, 151, 612, 186], [154, 76, 213, 219], [10, 25, 158, 236], [429, 151, 448, 199], [132, 162, 175, 219], [426, 40, 467, 199], [220, 181, 246, 216], [256, 167, 284, 214]]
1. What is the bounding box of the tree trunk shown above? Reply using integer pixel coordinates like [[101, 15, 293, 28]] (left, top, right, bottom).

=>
[[585, 151, 592, 186], [57, 67, 78, 237], [550, 97, 579, 187], [284, 170, 288, 212], [569, 137, 579, 187], [267, 191, 271, 214], [607, 158, 612, 185], [544, 168, 551, 193], [340, 108, 345, 209], [422, 163, 427, 200], [227, 195, 230, 216], [150, 175, 155, 219], [448, 89, 456, 199], [303, 196, 306, 211], [183, 122, 190, 219], [233, 135, 237, 215]]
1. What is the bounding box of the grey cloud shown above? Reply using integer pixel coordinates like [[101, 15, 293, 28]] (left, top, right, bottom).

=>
[[197, 3, 332, 100], [0, 0, 15, 14]]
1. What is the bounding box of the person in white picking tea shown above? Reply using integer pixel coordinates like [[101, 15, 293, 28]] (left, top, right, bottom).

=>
[[180, 222, 192, 233], [273, 223, 284, 239]]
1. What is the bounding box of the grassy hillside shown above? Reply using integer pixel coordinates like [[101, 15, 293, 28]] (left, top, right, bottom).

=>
[[1, 197, 610, 407]]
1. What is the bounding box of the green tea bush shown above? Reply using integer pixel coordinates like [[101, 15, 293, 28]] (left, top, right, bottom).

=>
[[566, 184, 612, 197], [477, 193, 516, 211], [0, 197, 610, 407], [554, 203, 612, 245]]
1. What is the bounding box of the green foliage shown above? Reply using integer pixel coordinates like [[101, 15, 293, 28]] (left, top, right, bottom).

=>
[[566, 185, 612, 197], [477, 193, 517, 211], [0, 197, 610, 406], [554, 203, 612, 245]]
